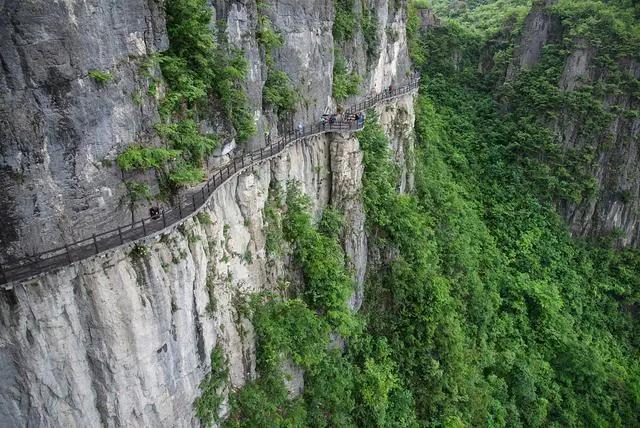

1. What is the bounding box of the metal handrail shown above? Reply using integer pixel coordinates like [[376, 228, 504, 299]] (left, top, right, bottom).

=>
[[0, 77, 420, 285]]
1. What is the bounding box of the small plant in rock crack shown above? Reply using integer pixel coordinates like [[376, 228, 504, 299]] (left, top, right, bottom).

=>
[[130, 243, 150, 261], [197, 211, 213, 225], [88, 69, 113, 85], [242, 249, 253, 264]]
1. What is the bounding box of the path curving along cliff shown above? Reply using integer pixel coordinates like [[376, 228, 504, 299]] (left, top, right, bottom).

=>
[[0, 78, 419, 287]]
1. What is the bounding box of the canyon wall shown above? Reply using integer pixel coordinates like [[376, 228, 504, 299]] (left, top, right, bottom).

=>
[[0, 94, 415, 428], [0, 0, 411, 262], [506, 0, 640, 246], [0, 0, 415, 425]]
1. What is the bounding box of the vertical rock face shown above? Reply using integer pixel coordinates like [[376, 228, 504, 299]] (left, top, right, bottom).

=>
[[1, 0, 412, 262], [0, 0, 168, 262], [557, 56, 640, 246], [505, 0, 560, 81], [0, 93, 415, 426], [506, 2, 640, 247], [0, 0, 415, 425]]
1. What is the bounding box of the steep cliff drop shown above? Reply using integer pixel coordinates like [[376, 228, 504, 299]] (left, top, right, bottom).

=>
[[0, 0, 415, 426]]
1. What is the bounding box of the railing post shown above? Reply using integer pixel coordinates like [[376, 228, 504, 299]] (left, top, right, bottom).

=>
[[92, 234, 99, 254], [178, 200, 183, 218], [192, 194, 196, 210], [162, 210, 166, 228], [118, 226, 124, 244], [142, 218, 146, 235], [0, 263, 6, 284], [64, 243, 72, 263], [202, 187, 206, 201]]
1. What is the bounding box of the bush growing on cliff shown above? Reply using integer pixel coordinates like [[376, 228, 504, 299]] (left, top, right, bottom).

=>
[[88, 69, 113, 85], [256, 13, 282, 54], [333, 53, 361, 101], [263, 70, 299, 114], [333, 0, 357, 43], [216, 184, 417, 427], [155, 120, 218, 167], [195, 345, 229, 427], [255, 8, 299, 116], [116, 146, 181, 172], [118, 0, 256, 197]]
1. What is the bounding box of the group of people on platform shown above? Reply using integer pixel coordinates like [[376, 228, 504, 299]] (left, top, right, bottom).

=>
[[319, 111, 365, 127]]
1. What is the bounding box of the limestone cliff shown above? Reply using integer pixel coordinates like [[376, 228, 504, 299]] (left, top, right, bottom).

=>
[[505, 0, 640, 246], [0, 0, 415, 425], [0, 94, 415, 428], [0, 0, 411, 262]]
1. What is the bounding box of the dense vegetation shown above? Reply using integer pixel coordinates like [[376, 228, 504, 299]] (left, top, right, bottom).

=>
[[212, 185, 418, 427], [368, 0, 640, 425], [117, 0, 256, 199], [196, 0, 640, 426], [332, 0, 365, 101]]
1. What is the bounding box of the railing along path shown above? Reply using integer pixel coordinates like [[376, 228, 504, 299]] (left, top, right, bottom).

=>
[[0, 77, 420, 285]]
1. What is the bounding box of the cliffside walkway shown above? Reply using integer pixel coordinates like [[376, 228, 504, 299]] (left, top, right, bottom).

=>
[[0, 77, 420, 286]]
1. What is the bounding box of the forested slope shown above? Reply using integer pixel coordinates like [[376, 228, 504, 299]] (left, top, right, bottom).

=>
[[200, 1, 640, 426], [368, 0, 640, 425]]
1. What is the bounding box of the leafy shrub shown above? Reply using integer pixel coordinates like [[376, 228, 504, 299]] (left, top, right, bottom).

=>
[[333, 0, 357, 43], [167, 162, 205, 188], [256, 14, 283, 54], [361, 6, 380, 59], [413, 0, 431, 8], [263, 70, 298, 113], [212, 49, 256, 142], [197, 211, 213, 225], [332, 53, 361, 101], [116, 146, 181, 172], [283, 185, 354, 330], [129, 243, 150, 261], [155, 120, 218, 167], [195, 346, 229, 427]]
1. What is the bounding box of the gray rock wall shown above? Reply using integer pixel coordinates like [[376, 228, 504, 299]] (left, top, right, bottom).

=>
[[1, 0, 412, 263], [0, 0, 167, 263], [0, 93, 416, 427]]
